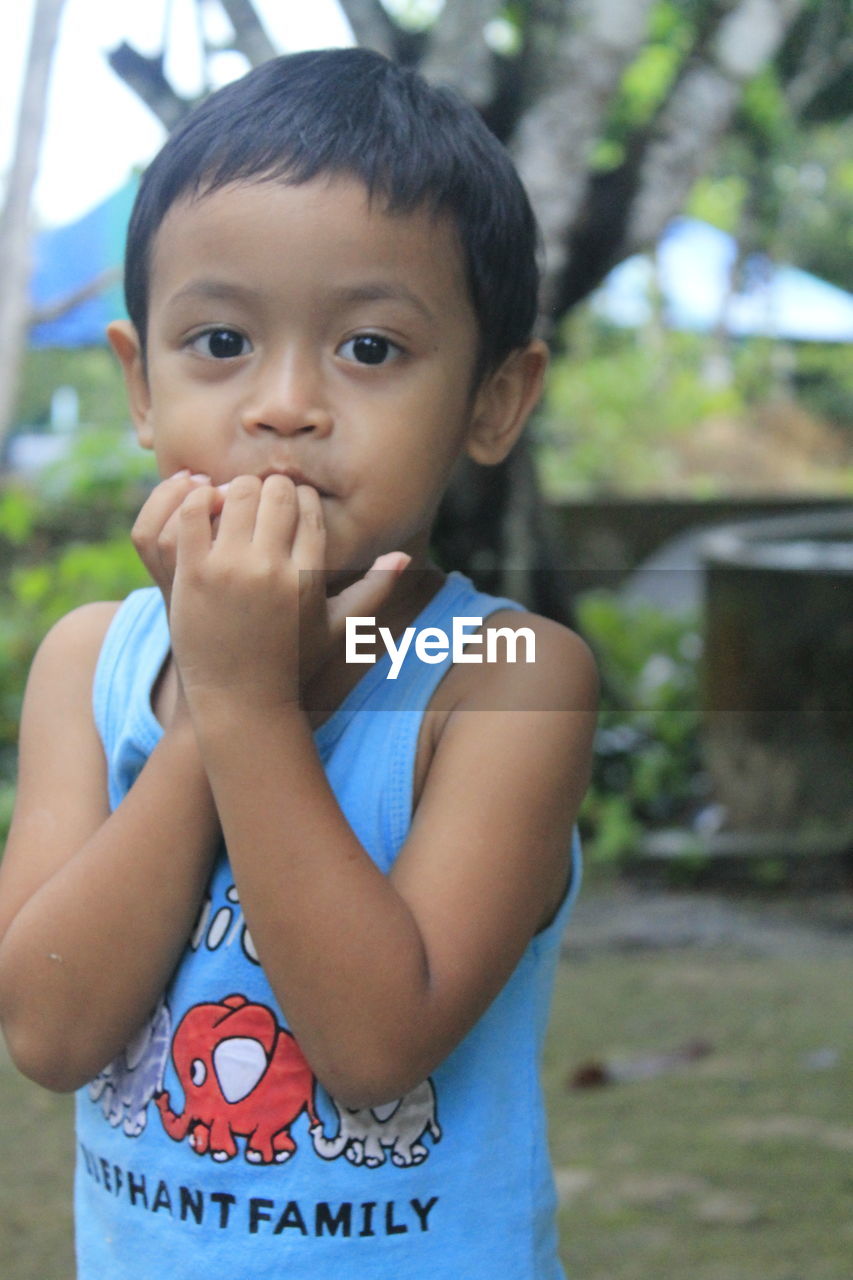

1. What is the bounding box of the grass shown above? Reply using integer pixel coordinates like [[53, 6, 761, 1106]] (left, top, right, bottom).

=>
[[1, 905, 851, 1279], [545, 944, 853, 1280], [0, 1049, 74, 1277]]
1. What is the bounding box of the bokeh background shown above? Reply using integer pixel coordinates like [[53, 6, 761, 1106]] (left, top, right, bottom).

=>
[[1, 3, 851, 1277]]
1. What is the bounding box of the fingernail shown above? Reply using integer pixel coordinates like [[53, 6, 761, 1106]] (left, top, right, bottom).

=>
[[372, 552, 411, 572], [216, 482, 230, 492], [171, 468, 191, 479], [190, 473, 211, 483]]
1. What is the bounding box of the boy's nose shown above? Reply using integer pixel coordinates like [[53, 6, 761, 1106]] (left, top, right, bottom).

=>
[[240, 353, 333, 438]]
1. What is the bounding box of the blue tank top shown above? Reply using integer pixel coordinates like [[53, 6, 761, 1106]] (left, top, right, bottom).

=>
[[76, 571, 581, 1278]]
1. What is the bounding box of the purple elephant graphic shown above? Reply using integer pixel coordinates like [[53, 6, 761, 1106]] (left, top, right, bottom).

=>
[[311, 1078, 441, 1167], [88, 999, 171, 1136]]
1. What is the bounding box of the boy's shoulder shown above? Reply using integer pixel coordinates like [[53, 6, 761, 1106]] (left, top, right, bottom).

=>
[[454, 608, 599, 714], [41, 599, 123, 648], [30, 601, 124, 685], [409, 605, 597, 801]]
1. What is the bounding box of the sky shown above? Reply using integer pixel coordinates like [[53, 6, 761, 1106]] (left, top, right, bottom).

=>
[[1, 0, 354, 228]]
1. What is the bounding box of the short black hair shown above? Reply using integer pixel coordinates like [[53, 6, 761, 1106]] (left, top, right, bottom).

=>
[[124, 47, 540, 377]]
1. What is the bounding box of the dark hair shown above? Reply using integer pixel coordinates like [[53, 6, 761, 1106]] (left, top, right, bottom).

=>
[[124, 47, 540, 376]]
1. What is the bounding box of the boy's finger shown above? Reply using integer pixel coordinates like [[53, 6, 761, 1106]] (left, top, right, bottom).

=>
[[132, 471, 209, 548], [252, 474, 300, 554], [291, 483, 326, 569], [160, 487, 221, 559], [326, 553, 411, 640], [214, 475, 262, 545], [176, 486, 217, 564]]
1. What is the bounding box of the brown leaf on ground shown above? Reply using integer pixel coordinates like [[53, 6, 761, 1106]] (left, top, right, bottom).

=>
[[568, 1039, 714, 1088]]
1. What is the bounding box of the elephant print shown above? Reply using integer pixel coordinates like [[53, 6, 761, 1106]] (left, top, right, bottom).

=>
[[88, 999, 171, 1137], [156, 994, 319, 1164], [311, 1078, 441, 1168]]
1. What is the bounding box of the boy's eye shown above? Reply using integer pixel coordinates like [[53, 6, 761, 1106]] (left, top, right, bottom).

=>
[[338, 334, 400, 366], [190, 328, 251, 359]]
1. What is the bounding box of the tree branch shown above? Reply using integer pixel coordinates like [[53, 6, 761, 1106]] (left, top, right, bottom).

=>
[[516, 0, 573, 100], [510, 0, 656, 324], [551, 0, 809, 314], [783, 0, 853, 117], [107, 42, 191, 130], [626, 0, 807, 250], [418, 0, 498, 107], [0, 0, 68, 447], [29, 267, 122, 329], [336, 0, 398, 59], [786, 34, 853, 115], [217, 0, 277, 67], [477, 1, 571, 150]]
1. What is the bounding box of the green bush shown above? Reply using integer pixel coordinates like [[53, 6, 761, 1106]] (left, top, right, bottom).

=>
[[576, 591, 706, 865], [790, 342, 853, 430], [537, 321, 742, 496], [0, 536, 150, 810], [536, 314, 853, 498], [0, 430, 153, 844]]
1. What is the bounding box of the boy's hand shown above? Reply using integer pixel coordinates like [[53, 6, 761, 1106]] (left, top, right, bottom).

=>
[[168, 475, 408, 709], [132, 471, 218, 613]]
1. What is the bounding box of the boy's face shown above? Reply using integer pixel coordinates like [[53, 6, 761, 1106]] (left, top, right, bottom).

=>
[[110, 176, 544, 573]]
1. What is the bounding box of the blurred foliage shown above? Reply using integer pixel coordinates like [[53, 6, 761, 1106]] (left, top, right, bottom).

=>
[[775, 127, 853, 294], [698, 116, 853, 296], [0, 430, 153, 841], [537, 312, 853, 497], [13, 346, 129, 435], [6, 342, 155, 533], [792, 342, 853, 427], [32, 424, 155, 510], [0, 525, 148, 800], [576, 593, 706, 866], [593, 0, 695, 168], [537, 321, 739, 496], [690, 0, 853, 296]]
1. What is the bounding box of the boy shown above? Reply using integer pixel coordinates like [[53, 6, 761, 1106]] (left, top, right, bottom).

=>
[[0, 48, 597, 1278]]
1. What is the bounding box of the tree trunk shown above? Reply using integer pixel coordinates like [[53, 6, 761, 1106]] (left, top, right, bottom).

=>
[[0, 0, 67, 454]]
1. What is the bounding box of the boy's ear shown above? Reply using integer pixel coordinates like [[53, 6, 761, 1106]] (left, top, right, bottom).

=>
[[465, 339, 549, 467], [107, 320, 154, 450]]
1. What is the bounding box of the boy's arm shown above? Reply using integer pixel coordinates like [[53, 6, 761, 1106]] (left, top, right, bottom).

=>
[[194, 625, 595, 1109], [170, 475, 597, 1108], [0, 602, 219, 1092]]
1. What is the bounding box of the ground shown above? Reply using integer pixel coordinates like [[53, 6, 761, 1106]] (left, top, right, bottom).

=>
[[1, 881, 850, 1278], [548, 880, 853, 1280]]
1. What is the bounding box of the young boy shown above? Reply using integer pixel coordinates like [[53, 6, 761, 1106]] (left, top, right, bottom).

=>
[[0, 48, 596, 1278]]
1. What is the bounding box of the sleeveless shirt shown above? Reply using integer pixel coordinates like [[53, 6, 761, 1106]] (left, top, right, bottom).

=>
[[75, 571, 581, 1278]]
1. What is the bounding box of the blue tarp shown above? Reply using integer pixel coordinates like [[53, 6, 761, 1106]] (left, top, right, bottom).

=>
[[592, 217, 853, 343], [29, 179, 137, 348]]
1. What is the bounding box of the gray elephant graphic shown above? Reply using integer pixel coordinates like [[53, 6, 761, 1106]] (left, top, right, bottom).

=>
[[88, 999, 171, 1136], [310, 1077, 441, 1168]]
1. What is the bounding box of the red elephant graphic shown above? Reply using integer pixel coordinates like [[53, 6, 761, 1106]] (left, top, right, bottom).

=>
[[156, 994, 318, 1165]]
